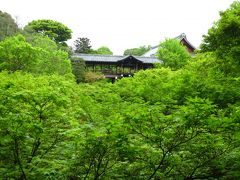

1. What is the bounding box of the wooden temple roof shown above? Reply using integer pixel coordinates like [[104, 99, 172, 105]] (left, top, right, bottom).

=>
[[143, 33, 196, 57], [73, 54, 160, 64], [175, 33, 196, 52]]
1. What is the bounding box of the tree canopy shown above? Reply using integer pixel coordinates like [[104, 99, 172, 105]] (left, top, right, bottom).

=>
[[201, 1, 240, 57], [0, 10, 19, 41], [71, 57, 86, 83], [96, 46, 113, 55], [124, 45, 151, 56], [200, 1, 240, 76], [25, 19, 72, 44], [156, 38, 191, 70], [0, 34, 72, 75], [0, 35, 39, 72], [74, 37, 92, 53], [1, 2, 240, 179]]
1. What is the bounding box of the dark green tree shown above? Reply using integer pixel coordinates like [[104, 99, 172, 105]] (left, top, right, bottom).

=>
[[71, 57, 86, 83], [25, 19, 72, 44], [22, 25, 73, 56], [74, 37, 92, 53], [0, 10, 19, 41]]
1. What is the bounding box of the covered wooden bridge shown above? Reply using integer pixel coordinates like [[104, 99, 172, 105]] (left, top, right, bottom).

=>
[[72, 53, 160, 80]]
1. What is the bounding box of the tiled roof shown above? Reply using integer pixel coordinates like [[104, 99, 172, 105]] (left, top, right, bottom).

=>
[[142, 48, 158, 57], [135, 55, 159, 63], [73, 54, 160, 64], [142, 33, 196, 57], [175, 33, 196, 50]]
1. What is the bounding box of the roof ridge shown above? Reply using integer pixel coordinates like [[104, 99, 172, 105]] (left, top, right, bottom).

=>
[[74, 53, 124, 57], [135, 55, 158, 58], [174, 33, 186, 40]]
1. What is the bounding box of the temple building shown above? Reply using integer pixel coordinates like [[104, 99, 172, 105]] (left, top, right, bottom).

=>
[[142, 33, 196, 57], [72, 54, 160, 80], [72, 33, 195, 81]]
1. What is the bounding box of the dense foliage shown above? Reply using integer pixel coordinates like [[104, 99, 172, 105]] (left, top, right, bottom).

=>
[[74, 37, 113, 55], [0, 11, 19, 41], [0, 34, 72, 75], [0, 72, 77, 179], [96, 46, 113, 55], [201, 1, 240, 58], [26, 19, 72, 44], [156, 39, 191, 70], [71, 57, 86, 83], [1, 2, 240, 179], [74, 37, 92, 54]]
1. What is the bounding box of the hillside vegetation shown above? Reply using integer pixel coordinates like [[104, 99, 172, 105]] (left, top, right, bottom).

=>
[[0, 2, 240, 179]]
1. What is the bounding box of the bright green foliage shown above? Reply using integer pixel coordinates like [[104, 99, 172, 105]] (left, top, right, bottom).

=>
[[156, 39, 191, 70], [27, 34, 58, 51], [2, 57, 240, 179], [1, 2, 240, 179], [28, 34, 72, 76], [0, 34, 72, 76], [124, 45, 151, 56], [1, 54, 240, 179], [0, 11, 19, 41], [201, 1, 240, 56], [26, 19, 72, 44], [96, 46, 113, 55], [0, 72, 77, 179], [0, 34, 40, 72], [112, 63, 240, 179], [200, 1, 240, 76], [66, 83, 128, 179]]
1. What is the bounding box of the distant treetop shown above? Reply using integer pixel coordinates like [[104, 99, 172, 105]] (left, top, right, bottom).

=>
[[25, 19, 72, 44], [200, 1, 240, 58], [74, 37, 92, 53], [124, 45, 151, 56], [0, 10, 19, 41], [96, 46, 113, 55]]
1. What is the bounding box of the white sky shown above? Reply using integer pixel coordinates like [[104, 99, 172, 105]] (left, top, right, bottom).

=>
[[0, 0, 236, 55]]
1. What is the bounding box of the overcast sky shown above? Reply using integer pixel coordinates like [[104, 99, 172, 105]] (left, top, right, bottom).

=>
[[0, 0, 236, 55]]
